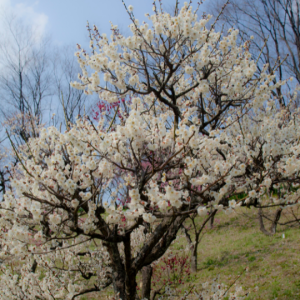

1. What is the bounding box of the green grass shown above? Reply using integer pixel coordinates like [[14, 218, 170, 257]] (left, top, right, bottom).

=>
[[82, 206, 300, 299], [176, 207, 300, 300]]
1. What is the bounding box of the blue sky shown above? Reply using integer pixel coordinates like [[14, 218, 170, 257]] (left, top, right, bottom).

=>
[[0, 0, 213, 130], [2, 0, 200, 47]]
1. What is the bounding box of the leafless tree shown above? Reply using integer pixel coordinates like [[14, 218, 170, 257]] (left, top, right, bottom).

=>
[[208, 0, 300, 106], [0, 11, 54, 202], [181, 209, 217, 272], [51, 45, 91, 126], [0, 12, 52, 142]]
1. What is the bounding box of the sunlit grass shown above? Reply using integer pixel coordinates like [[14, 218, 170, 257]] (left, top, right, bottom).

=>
[[82, 206, 300, 299]]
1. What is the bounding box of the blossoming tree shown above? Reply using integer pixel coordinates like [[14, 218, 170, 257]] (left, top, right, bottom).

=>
[[1, 1, 300, 299]]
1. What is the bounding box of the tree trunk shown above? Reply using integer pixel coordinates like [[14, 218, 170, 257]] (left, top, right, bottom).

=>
[[111, 272, 125, 300], [125, 270, 137, 300], [110, 215, 188, 299], [258, 207, 282, 236], [181, 224, 196, 272], [124, 234, 138, 300], [141, 265, 153, 300], [258, 207, 272, 236], [111, 269, 126, 300], [209, 206, 215, 229], [270, 208, 282, 234], [190, 243, 198, 273], [105, 242, 126, 299]]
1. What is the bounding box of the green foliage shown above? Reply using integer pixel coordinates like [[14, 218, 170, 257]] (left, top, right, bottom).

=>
[[247, 256, 256, 262]]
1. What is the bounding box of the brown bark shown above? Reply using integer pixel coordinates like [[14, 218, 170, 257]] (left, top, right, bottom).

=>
[[30, 259, 37, 273], [209, 206, 215, 229], [112, 270, 126, 300], [270, 208, 283, 234], [141, 265, 153, 300], [124, 234, 137, 300], [125, 270, 137, 300], [182, 209, 217, 273], [133, 215, 186, 270], [258, 207, 282, 236], [181, 224, 197, 272], [190, 244, 198, 273], [104, 242, 126, 300], [102, 214, 189, 299]]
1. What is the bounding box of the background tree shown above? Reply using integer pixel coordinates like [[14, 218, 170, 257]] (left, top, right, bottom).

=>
[[52, 45, 94, 126], [0, 11, 52, 142], [208, 0, 300, 106], [182, 208, 218, 273]]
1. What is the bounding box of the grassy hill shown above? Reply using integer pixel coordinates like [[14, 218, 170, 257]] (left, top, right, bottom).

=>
[[171, 207, 300, 300], [82, 206, 300, 300]]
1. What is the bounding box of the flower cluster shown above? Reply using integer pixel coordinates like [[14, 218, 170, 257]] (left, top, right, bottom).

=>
[[0, 1, 299, 299]]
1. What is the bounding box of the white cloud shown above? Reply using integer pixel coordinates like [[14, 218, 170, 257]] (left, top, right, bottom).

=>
[[0, 0, 48, 39]]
